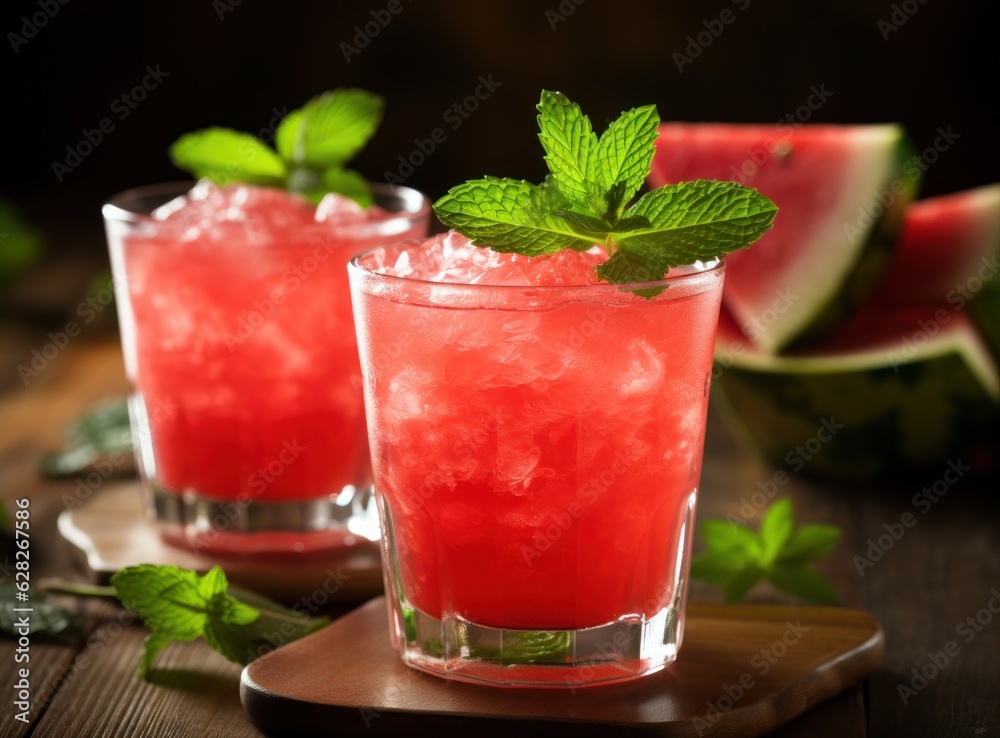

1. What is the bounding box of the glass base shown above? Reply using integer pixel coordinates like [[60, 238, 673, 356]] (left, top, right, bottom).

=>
[[387, 595, 684, 688], [147, 481, 381, 556]]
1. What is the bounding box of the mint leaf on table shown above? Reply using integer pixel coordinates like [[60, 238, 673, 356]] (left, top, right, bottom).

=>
[[690, 499, 842, 605], [0, 584, 84, 640], [434, 90, 778, 292], [39, 396, 132, 478], [170, 88, 384, 207], [111, 564, 329, 679]]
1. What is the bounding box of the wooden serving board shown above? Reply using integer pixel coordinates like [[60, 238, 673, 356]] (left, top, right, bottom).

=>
[[57, 482, 384, 602], [241, 597, 883, 737]]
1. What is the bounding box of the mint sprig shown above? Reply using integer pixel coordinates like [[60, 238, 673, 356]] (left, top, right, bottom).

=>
[[691, 499, 842, 604], [111, 564, 328, 678], [434, 90, 777, 292], [169, 88, 384, 207]]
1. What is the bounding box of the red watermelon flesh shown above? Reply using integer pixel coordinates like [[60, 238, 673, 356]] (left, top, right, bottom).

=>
[[873, 184, 1000, 307], [652, 124, 917, 354]]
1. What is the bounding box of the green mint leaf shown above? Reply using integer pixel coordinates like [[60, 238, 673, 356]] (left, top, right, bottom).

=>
[[111, 564, 211, 640], [616, 180, 778, 264], [169, 128, 286, 187], [700, 520, 763, 557], [613, 215, 651, 232], [603, 181, 630, 224], [434, 177, 596, 255], [536, 90, 598, 203], [776, 525, 842, 567], [285, 88, 383, 168], [723, 564, 765, 603], [40, 396, 131, 477], [690, 549, 754, 586], [140, 632, 174, 679], [111, 564, 327, 678], [594, 249, 673, 297], [594, 103, 659, 203], [553, 209, 612, 239], [760, 498, 794, 565], [469, 630, 572, 665], [0, 584, 83, 640], [322, 167, 373, 208], [433, 90, 778, 274], [274, 109, 304, 162], [691, 500, 842, 604], [0, 199, 43, 287], [767, 566, 839, 605]]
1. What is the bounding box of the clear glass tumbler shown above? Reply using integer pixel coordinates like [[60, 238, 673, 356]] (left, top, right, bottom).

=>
[[349, 239, 725, 687], [103, 182, 429, 556]]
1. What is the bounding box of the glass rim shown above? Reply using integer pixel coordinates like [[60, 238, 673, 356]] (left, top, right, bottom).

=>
[[348, 240, 725, 295], [101, 180, 431, 226]]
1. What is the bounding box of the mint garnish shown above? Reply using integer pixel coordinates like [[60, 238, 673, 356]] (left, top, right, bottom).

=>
[[690, 499, 842, 604], [170, 88, 383, 207], [110, 564, 329, 678], [433, 90, 777, 292]]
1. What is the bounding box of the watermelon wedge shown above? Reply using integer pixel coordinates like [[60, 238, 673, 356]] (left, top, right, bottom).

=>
[[713, 307, 999, 481], [651, 124, 920, 354], [872, 184, 1000, 360]]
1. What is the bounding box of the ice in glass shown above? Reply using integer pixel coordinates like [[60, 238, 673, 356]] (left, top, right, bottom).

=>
[[350, 232, 725, 686], [104, 180, 429, 554]]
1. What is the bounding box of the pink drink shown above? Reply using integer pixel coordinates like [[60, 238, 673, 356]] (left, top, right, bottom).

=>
[[104, 181, 429, 554], [350, 233, 725, 685]]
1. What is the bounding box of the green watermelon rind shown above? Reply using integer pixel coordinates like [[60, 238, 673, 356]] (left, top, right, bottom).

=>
[[713, 321, 999, 481], [786, 134, 922, 351]]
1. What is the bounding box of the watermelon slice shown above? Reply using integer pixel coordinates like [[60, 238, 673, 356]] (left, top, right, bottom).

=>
[[651, 124, 920, 354], [713, 307, 999, 481], [872, 184, 1000, 360]]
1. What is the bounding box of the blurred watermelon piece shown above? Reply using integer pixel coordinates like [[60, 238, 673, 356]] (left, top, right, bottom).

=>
[[651, 124, 920, 353]]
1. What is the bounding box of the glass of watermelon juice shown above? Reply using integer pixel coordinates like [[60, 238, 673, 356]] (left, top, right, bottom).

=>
[[103, 180, 430, 555], [349, 232, 725, 686]]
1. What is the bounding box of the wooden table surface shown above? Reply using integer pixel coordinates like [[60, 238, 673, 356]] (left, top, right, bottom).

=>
[[1, 336, 998, 737]]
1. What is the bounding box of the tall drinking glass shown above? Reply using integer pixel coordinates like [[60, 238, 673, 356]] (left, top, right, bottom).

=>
[[349, 238, 725, 687], [104, 182, 429, 555]]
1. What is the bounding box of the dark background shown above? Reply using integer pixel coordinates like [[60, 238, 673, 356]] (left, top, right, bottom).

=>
[[0, 0, 996, 303]]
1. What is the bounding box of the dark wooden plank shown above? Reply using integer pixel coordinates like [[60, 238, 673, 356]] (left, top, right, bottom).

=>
[[857, 476, 1000, 737], [30, 598, 264, 738], [767, 683, 866, 738]]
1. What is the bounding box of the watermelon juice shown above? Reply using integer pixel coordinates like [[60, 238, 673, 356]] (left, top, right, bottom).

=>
[[103, 181, 429, 554], [349, 232, 725, 685]]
